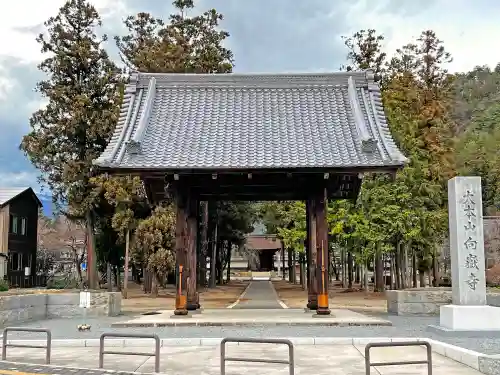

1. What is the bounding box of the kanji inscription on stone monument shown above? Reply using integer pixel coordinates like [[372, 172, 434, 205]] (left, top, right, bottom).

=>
[[448, 177, 486, 305]]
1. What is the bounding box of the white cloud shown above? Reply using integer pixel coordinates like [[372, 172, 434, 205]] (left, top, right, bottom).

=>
[[0, 171, 53, 198], [0, 171, 39, 188], [344, 0, 500, 73], [0, 0, 129, 64]]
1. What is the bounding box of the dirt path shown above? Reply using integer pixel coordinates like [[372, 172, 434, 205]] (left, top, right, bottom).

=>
[[272, 280, 387, 313], [121, 280, 250, 313]]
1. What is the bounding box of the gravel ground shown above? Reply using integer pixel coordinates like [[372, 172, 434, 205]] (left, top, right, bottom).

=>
[[3, 313, 500, 355]]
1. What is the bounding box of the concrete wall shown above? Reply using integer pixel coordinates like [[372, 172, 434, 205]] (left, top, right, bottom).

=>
[[387, 288, 500, 315], [0, 291, 121, 326]]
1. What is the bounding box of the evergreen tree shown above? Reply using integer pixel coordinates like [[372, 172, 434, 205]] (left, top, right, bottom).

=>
[[116, 0, 233, 73], [20, 0, 123, 288]]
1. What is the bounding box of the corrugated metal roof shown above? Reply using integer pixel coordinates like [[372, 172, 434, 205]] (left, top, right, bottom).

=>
[[0, 187, 42, 207], [94, 70, 407, 170]]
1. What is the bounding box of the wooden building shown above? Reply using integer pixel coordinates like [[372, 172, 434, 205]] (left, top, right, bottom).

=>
[[94, 71, 407, 315], [245, 234, 282, 272], [0, 187, 42, 286]]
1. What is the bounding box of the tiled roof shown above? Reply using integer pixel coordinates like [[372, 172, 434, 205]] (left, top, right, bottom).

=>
[[0, 187, 42, 207], [246, 235, 282, 250], [94, 71, 407, 170]]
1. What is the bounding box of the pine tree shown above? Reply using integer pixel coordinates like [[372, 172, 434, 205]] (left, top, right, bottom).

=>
[[20, 0, 123, 288], [116, 0, 233, 73]]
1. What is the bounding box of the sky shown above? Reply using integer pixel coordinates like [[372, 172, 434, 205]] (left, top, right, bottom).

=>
[[1, 0, 500, 203]]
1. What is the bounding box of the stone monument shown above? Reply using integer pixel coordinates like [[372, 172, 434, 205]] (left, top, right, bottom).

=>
[[435, 176, 500, 333]]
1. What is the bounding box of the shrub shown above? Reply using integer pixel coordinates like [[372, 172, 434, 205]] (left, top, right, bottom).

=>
[[0, 279, 9, 292]]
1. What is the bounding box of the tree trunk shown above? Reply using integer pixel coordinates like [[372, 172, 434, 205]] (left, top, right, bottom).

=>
[[412, 252, 417, 288], [419, 270, 426, 287], [112, 266, 122, 291], [281, 243, 286, 280], [85, 210, 98, 290], [143, 268, 152, 293], [390, 254, 396, 290], [131, 264, 140, 284], [209, 223, 217, 288], [199, 201, 209, 288], [374, 251, 384, 292], [117, 267, 122, 291], [402, 243, 408, 289], [151, 273, 158, 297], [363, 262, 369, 291], [330, 246, 339, 281], [107, 263, 112, 292], [216, 240, 223, 285], [227, 242, 232, 282], [123, 229, 130, 298], [341, 249, 346, 288], [347, 251, 353, 289], [432, 252, 439, 287], [299, 253, 306, 289], [395, 246, 401, 290], [288, 250, 292, 283]]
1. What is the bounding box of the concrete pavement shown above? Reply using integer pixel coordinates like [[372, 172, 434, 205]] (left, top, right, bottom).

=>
[[110, 308, 392, 327], [0, 341, 483, 374]]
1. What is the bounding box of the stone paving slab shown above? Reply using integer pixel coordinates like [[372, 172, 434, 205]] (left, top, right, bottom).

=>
[[0, 343, 483, 374], [110, 308, 392, 327]]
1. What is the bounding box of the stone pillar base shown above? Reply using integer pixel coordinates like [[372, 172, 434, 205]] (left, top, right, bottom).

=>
[[439, 304, 500, 330]]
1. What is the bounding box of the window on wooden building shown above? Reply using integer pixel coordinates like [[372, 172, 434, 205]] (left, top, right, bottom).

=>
[[9, 252, 22, 271], [20, 217, 27, 235], [9, 215, 18, 234]]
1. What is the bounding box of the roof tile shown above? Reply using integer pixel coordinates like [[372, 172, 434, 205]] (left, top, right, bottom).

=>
[[95, 71, 407, 170]]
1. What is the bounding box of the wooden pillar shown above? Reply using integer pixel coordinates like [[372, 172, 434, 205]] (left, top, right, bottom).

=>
[[174, 194, 189, 315], [307, 199, 318, 310], [186, 195, 198, 310], [316, 188, 330, 315], [305, 201, 310, 302]]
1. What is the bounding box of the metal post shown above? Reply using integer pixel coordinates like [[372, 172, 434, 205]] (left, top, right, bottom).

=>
[[99, 333, 161, 373], [2, 327, 51, 364], [220, 338, 294, 375], [364, 341, 433, 375]]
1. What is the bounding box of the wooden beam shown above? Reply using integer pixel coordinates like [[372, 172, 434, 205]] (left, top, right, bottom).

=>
[[306, 199, 318, 310], [186, 194, 198, 310], [174, 193, 189, 316], [316, 188, 330, 315]]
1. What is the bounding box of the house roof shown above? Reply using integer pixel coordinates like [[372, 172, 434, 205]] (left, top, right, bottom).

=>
[[0, 187, 42, 207], [94, 70, 407, 171], [246, 235, 282, 250]]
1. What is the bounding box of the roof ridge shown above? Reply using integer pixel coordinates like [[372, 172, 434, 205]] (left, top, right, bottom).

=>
[[134, 70, 371, 88], [126, 77, 157, 155], [347, 76, 377, 153], [135, 70, 370, 78]]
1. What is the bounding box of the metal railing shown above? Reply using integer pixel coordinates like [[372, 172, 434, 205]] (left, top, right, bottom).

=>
[[2, 327, 51, 364], [365, 341, 433, 375], [220, 338, 294, 375], [99, 333, 160, 373]]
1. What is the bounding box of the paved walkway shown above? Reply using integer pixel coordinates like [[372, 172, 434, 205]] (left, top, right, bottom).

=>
[[232, 281, 283, 309], [111, 308, 391, 327], [0, 361, 142, 375], [0, 343, 481, 374]]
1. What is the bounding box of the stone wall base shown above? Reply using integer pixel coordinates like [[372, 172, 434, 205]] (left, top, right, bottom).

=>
[[0, 291, 122, 326], [386, 288, 500, 316]]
